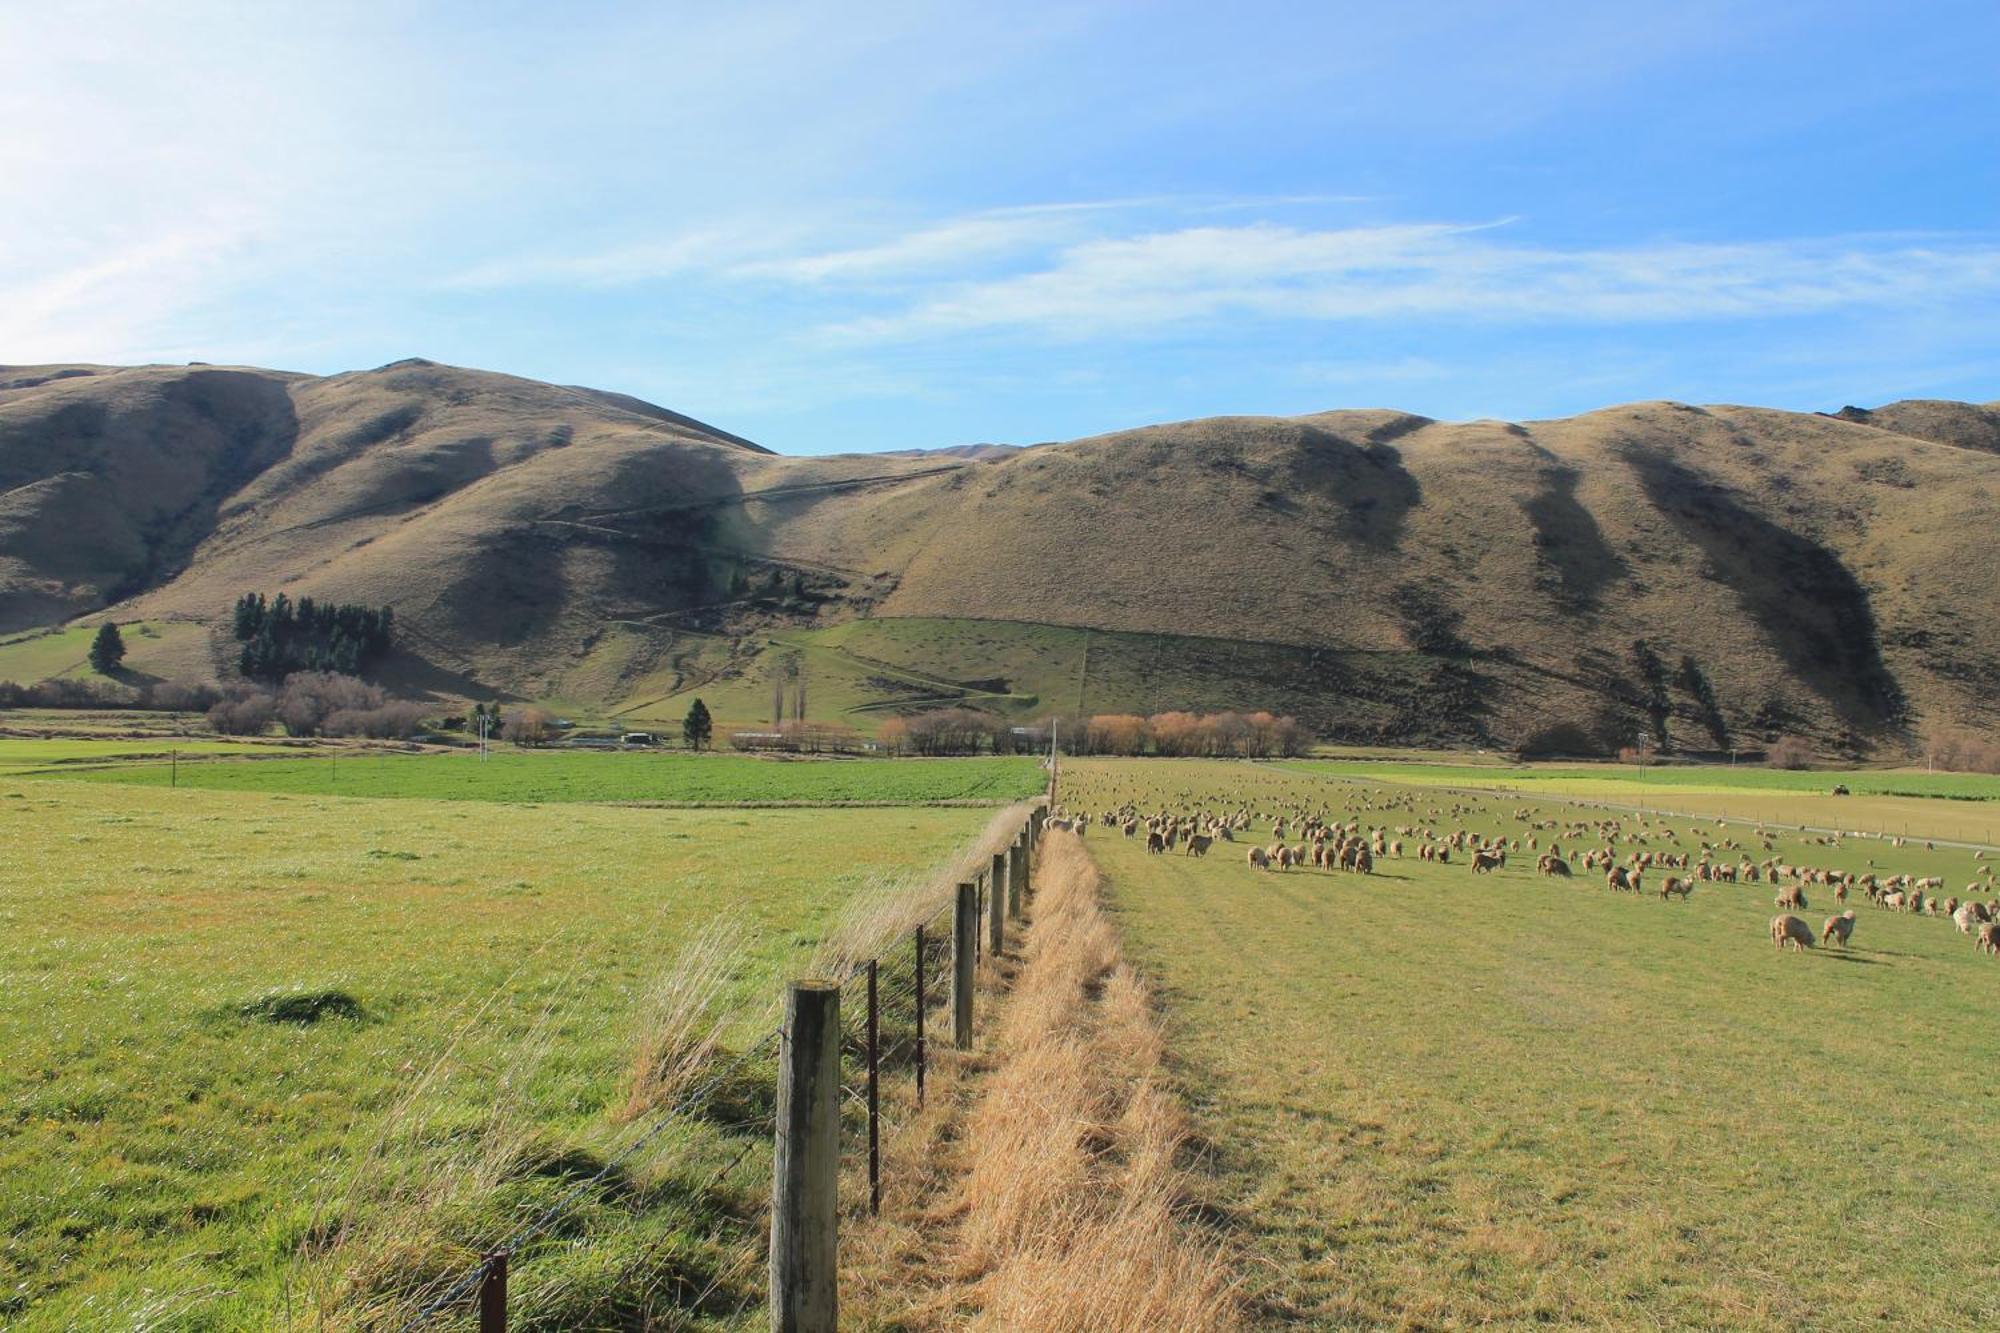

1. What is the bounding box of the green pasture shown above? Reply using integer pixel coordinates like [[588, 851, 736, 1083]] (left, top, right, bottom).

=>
[[0, 779, 991, 1329], [1063, 759, 2000, 1330], [1283, 757, 2000, 802], [0, 620, 212, 685], [57, 750, 1046, 806], [0, 737, 281, 775]]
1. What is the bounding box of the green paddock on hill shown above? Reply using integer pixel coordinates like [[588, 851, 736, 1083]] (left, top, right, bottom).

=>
[[1060, 758, 2000, 1330]]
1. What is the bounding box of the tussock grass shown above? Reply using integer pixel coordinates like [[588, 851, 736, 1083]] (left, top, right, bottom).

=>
[[810, 800, 1037, 981], [618, 918, 751, 1123]]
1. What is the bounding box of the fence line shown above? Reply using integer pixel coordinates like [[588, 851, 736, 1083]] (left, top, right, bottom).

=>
[[407, 794, 1049, 1331]]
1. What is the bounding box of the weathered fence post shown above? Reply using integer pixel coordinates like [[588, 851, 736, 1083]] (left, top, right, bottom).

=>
[[866, 958, 880, 1217], [771, 981, 840, 1333], [1013, 831, 1029, 905], [987, 853, 1006, 956], [953, 881, 976, 1049], [1006, 839, 1023, 920], [478, 1251, 508, 1333], [913, 924, 927, 1107]]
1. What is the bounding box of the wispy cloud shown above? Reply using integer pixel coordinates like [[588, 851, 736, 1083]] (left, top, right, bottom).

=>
[[823, 223, 2000, 341]]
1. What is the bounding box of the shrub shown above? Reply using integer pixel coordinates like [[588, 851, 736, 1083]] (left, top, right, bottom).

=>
[[208, 692, 277, 736], [501, 706, 553, 746], [1767, 735, 1816, 770]]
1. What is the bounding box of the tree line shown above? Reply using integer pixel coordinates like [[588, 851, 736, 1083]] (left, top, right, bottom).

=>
[[233, 593, 394, 680], [207, 673, 428, 738]]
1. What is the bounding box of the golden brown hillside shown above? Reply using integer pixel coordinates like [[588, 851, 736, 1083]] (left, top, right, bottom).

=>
[[3, 359, 1996, 754]]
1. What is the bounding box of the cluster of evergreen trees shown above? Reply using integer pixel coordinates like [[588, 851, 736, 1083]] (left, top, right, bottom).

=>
[[233, 593, 394, 680]]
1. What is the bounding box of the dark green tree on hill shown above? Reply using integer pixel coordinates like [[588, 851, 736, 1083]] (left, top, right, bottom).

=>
[[89, 622, 126, 674], [683, 697, 713, 750], [232, 592, 393, 680]]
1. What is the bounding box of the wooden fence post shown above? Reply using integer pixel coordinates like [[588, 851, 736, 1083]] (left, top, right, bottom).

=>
[[771, 981, 840, 1333], [913, 924, 927, 1107], [953, 881, 976, 1049], [1006, 839, 1023, 920], [1013, 831, 1029, 905], [987, 854, 1006, 956], [478, 1251, 507, 1333]]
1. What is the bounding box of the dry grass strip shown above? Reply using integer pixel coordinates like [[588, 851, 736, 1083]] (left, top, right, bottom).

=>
[[845, 828, 1241, 1331]]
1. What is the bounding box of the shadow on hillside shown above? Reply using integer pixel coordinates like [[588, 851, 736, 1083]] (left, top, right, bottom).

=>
[[1290, 428, 1422, 549], [1520, 465, 1626, 611], [1619, 443, 1906, 732]]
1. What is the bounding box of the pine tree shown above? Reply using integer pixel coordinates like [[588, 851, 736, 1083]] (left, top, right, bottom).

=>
[[683, 698, 713, 750], [89, 622, 126, 674]]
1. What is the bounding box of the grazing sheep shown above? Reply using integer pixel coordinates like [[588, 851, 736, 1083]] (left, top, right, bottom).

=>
[[1247, 846, 1270, 870], [1606, 865, 1634, 893], [1185, 833, 1213, 858], [1822, 911, 1856, 947], [1771, 914, 1816, 951], [1979, 922, 2000, 957], [1660, 876, 1692, 902], [1538, 854, 1573, 877], [1471, 849, 1504, 874], [1775, 885, 1808, 911], [1146, 830, 1166, 854]]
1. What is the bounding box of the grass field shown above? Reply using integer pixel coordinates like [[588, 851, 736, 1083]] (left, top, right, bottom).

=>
[[0, 738, 285, 774], [56, 750, 1047, 806], [1284, 757, 2000, 802], [0, 620, 213, 684], [1063, 758, 2000, 1329], [0, 778, 996, 1329]]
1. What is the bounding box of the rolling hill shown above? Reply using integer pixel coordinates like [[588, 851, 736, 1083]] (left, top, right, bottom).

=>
[[3, 358, 1997, 756]]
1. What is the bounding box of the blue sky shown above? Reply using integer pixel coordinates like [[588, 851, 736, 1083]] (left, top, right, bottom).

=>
[[3, 1, 1996, 453]]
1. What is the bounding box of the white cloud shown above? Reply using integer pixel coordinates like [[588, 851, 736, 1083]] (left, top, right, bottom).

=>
[[824, 223, 2000, 341]]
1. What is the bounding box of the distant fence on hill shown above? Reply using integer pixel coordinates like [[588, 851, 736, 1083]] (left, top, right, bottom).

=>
[[397, 791, 1053, 1331]]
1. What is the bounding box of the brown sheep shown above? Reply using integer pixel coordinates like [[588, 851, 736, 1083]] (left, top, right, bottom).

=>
[[1145, 830, 1166, 854], [1247, 846, 1270, 870], [1660, 876, 1692, 902], [1471, 849, 1504, 874], [1606, 865, 1634, 892], [1821, 911, 1856, 947], [1538, 854, 1573, 877], [1775, 885, 1808, 912], [1771, 914, 1816, 952], [1979, 922, 2000, 957], [1185, 834, 1213, 858]]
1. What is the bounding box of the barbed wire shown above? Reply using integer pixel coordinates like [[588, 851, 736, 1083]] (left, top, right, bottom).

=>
[[395, 817, 1037, 1328], [395, 1022, 784, 1331]]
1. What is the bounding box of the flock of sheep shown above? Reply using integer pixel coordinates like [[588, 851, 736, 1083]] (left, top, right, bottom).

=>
[[1049, 783, 2000, 960]]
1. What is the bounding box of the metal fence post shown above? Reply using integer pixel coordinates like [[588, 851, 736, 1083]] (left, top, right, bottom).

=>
[[771, 981, 839, 1333], [866, 959, 880, 1217], [953, 882, 976, 1049]]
